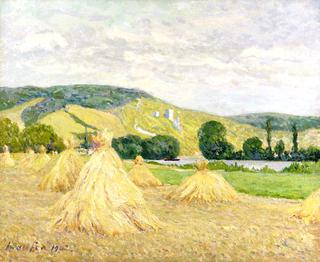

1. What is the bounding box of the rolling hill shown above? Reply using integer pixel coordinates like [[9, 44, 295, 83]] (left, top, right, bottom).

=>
[[0, 85, 150, 125], [230, 113, 320, 131], [0, 98, 44, 129], [0, 85, 319, 156]]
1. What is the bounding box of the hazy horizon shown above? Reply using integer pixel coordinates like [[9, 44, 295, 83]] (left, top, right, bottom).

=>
[[1, 0, 319, 116]]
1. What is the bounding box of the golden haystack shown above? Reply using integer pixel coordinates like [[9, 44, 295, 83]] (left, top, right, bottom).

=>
[[129, 156, 162, 187], [168, 160, 238, 204], [0, 145, 15, 168], [19, 148, 35, 168], [50, 130, 163, 235], [24, 145, 51, 172], [39, 138, 84, 192], [293, 188, 320, 224]]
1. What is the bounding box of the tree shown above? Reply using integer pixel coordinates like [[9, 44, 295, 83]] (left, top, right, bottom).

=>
[[232, 150, 244, 160], [112, 135, 143, 159], [21, 123, 65, 152], [305, 146, 320, 162], [243, 137, 264, 160], [142, 135, 180, 160], [265, 119, 273, 159], [0, 118, 21, 152], [198, 121, 234, 159], [274, 140, 285, 159], [292, 123, 298, 153]]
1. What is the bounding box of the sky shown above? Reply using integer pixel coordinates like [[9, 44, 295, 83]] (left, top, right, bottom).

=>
[[0, 0, 319, 116]]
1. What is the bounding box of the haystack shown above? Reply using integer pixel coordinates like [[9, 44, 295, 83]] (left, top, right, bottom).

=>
[[293, 188, 320, 224], [50, 130, 162, 235], [27, 145, 51, 172], [168, 160, 238, 204], [0, 145, 15, 168], [39, 138, 84, 192], [19, 148, 35, 168], [129, 156, 162, 187]]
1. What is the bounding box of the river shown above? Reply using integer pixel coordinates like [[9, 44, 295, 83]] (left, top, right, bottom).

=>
[[147, 157, 295, 172]]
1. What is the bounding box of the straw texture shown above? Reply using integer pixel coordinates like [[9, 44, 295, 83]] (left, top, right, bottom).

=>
[[168, 160, 238, 204], [293, 188, 320, 224], [129, 156, 162, 187], [39, 147, 84, 192], [0, 145, 15, 168], [51, 130, 163, 235]]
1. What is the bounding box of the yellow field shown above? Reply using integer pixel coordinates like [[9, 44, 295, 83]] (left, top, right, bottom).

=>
[[0, 162, 319, 261], [39, 110, 94, 141], [66, 105, 127, 138], [0, 98, 44, 129]]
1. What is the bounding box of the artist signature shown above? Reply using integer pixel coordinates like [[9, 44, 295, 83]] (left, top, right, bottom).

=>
[[5, 241, 72, 253]]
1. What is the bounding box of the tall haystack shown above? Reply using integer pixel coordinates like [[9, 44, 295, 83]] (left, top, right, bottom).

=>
[[168, 160, 238, 204], [0, 145, 15, 168], [19, 148, 35, 168], [50, 130, 163, 235], [39, 138, 84, 192], [129, 156, 162, 187], [26, 145, 51, 172], [293, 188, 320, 224]]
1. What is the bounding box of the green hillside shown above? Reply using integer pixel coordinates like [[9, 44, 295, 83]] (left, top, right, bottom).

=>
[[0, 86, 319, 156], [111, 98, 312, 155], [230, 113, 320, 131], [0, 85, 150, 125], [16, 98, 320, 156], [0, 98, 43, 129]]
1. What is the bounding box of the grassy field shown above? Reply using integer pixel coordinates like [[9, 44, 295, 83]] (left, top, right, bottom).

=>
[[146, 164, 320, 200], [1, 162, 320, 261]]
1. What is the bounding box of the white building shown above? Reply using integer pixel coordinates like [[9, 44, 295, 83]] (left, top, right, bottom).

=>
[[164, 108, 174, 121], [152, 111, 160, 118]]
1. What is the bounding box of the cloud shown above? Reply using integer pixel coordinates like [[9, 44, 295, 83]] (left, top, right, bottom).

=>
[[0, 0, 319, 116]]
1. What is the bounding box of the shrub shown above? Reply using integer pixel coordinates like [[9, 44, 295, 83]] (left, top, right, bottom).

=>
[[21, 123, 65, 152], [142, 135, 180, 160], [305, 146, 320, 162], [260, 166, 277, 174], [282, 162, 312, 174], [112, 135, 143, 159], [243, 137, 264, 160], [177, 161, 255, 173], [207, 161, 229, 170], [0, 118, 22, 152], [221, 163, 256, 173]]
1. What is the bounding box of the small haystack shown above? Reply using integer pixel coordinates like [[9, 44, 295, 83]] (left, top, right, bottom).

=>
[[293, 189, 320, 224], [168, 160, 238, 204], [50, 130, 163, 235], [29, 145, 51, 172], [39, 138, 84, 192], [0, 145, 15, 168], [129, 156, 162, 187], [19, 148, 35, 168]]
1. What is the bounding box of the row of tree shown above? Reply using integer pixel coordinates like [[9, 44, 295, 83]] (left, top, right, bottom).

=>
[[0, 116, 182, 159], [112, 135, 180, 160], [1, 116, 319, 161], [198, 120, 320, 161], [0, 118, 65, 153]]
